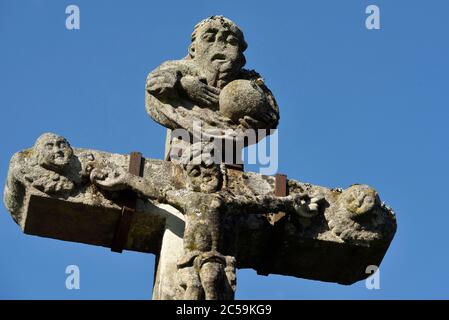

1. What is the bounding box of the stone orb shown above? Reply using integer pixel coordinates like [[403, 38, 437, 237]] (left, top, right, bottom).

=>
[[219, 79, 268, 123]]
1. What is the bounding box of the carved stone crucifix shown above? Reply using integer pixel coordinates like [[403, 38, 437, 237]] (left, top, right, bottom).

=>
[[3, 16, 396, 300]]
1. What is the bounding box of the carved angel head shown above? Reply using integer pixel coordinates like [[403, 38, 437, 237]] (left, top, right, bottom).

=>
[[338, 184, 380, 219], [180, 141, 222, 193], [33, 133, 73, 173]]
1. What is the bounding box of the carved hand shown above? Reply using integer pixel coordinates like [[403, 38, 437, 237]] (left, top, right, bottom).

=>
[[293, 195, 323, 218], [146, 70, 179, 97], [90, 167, 131, 192], [179, 75, 221, 108]]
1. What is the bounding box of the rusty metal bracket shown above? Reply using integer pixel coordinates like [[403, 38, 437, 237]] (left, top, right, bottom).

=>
[[267, 173, 288, 225], [274, 173, 288, 197], [111, 152, 144, 253]]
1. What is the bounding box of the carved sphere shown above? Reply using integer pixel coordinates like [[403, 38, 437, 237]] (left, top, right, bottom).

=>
[[219, 79, 268, 123]]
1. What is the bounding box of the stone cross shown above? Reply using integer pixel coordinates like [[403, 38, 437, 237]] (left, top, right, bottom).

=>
[[3, 16, 397, 300]]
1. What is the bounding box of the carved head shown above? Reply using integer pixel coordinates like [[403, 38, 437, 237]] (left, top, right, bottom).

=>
[[339, 184, 380, 219], [189, 16, 247, 87], [184, 162, 221, 193], [33, 133, 73, 172], [180, 142, 222, 193]]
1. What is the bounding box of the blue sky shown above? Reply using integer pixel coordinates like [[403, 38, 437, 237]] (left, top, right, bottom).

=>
[[1, 0, 448, 299]]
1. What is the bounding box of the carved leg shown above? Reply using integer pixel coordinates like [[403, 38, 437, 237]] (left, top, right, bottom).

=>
[[176, 266, 203, 300], [199, 261, 224, 300], [224, 256, 237, 299], [195, 252, 237, 300]]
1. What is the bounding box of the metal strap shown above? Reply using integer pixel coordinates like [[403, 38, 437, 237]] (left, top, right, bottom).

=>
[[274, 173, 288, 197], [111, 152, 143, 253]]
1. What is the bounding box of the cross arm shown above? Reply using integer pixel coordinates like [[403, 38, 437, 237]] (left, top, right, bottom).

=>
[[3, 137, 397, 286]]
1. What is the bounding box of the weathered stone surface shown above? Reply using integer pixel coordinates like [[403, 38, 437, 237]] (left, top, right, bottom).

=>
[[4, 135, 396, 292], [219, 79, 271, 123], [152, 203, 185, 300], [3, 16, 398, 300], [3, 134, 173, 253], [145, 15, 279, 156]]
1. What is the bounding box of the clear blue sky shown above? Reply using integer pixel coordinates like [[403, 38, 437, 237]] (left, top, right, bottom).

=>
[[1, 0, 448, 299]]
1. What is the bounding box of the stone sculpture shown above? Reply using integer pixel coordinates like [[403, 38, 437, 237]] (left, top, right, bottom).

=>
[[3, 16, 397, 300]]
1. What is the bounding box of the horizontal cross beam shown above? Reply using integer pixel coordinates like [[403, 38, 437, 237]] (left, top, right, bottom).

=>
[[4, 146, 396, 285]]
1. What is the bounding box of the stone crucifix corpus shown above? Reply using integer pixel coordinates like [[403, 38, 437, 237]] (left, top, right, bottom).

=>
[[3, 16, 396, 300]]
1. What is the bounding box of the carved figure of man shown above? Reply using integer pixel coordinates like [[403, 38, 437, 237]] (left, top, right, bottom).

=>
[[25, 133, 78, 194], [90, 143, 320, 299], [326, 184, 393, 242], [4, 133, 83, 223], [146, 16, 280, 135]]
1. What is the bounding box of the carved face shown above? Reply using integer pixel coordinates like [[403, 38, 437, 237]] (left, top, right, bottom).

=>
[[34, 133, 73, 172], [185, 163, 221, 193], [190, 18, 246, 87], [340, 185, 380, 218]]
